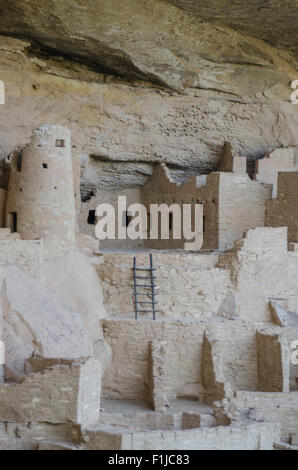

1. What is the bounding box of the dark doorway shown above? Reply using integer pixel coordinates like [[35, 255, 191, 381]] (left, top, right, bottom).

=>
[[8, 212, 17, 232], [87, 210, 96, 225], [169, 212, 173, 231], [16, 152, 22, 172]]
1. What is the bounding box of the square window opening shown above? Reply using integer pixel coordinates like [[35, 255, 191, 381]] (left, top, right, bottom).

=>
[[55, 139, 65, 148]]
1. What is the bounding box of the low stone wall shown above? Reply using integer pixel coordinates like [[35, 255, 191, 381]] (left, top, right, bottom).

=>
[[234, 391, 298, 441], [256, 330, 290, 392], [83, 421, 279, 450], [0, 358, 101, 427], [0, 422, 83, 450], [101, 320, 259, 402], [99, 411, 182, 431]]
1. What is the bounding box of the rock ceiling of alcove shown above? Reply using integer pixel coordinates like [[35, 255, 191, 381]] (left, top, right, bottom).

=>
[[166, 0, 298, 61], [0, 0, 296, 91], [0, 0, 297, 194]]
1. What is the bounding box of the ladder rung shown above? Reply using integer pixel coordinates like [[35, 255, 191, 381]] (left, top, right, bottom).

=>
[[133, 267, 156, 271], [133, 275, 156, 279], [134, 292, 152, 296], [135, 310, 160, 313], [133, 255, 159, 320], [134, 284, 157, 288]]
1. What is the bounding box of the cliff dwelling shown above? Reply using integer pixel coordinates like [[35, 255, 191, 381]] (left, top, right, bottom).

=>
[[0, 0, 297, 453]]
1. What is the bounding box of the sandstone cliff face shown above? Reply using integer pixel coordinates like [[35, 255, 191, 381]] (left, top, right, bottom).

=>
[[0, 0, 297, 193]]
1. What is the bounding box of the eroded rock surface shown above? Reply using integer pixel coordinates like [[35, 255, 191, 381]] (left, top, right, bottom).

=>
[[0, 264, 92, 375], [0, 1, 297, 193]]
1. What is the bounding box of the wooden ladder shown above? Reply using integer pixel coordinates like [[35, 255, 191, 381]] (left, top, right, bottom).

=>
[[132, 254, 159, 320]]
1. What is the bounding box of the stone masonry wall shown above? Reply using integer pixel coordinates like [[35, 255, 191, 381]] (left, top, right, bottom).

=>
[[195, 173, 219, 250], [256, 330, 290, 392], [266, 172, 298, 244], [98, 229, 298, 324], [97, 252, 233, 320], [218, 173, 272, 251], [5, 125, 76, 257], [0, 358, 101, 427], [141, 164, 203, 250], [254, 148, 297, 198], [218, 227, 298, 322], [84, 421, 279, 450], [101, 320, 260, 402], [235, 391, 298, 441], [79, 188, 142, 249]]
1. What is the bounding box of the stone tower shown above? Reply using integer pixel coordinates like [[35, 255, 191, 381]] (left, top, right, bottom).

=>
[[5, 125, 76, 255]]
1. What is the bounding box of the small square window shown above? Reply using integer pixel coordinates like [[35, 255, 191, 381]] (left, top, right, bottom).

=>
[[55, 139, 65, 148], [42, 163, 48, 169]]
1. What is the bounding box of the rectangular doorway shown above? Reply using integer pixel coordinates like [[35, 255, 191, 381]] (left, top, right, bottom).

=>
[[8, 212, 17, 233]]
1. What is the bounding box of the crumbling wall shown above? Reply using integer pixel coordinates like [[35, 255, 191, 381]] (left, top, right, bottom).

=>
[[207, 324, 258, 393], [0, 358, 101, 427], [217, 141, 246, 175], [196, 172, 271, 251], [201, 333, 228, 404], [266, 172, 298, 243], [218, 227, 295, 322], [149, 340, 168, 411], [256, 330, 290, 392], [102, 320, 260, 402], [218, 173, 272, 251], [254, 148, 297, 198], [0, 422, 83, 450], [101, 319, 205, 402]]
